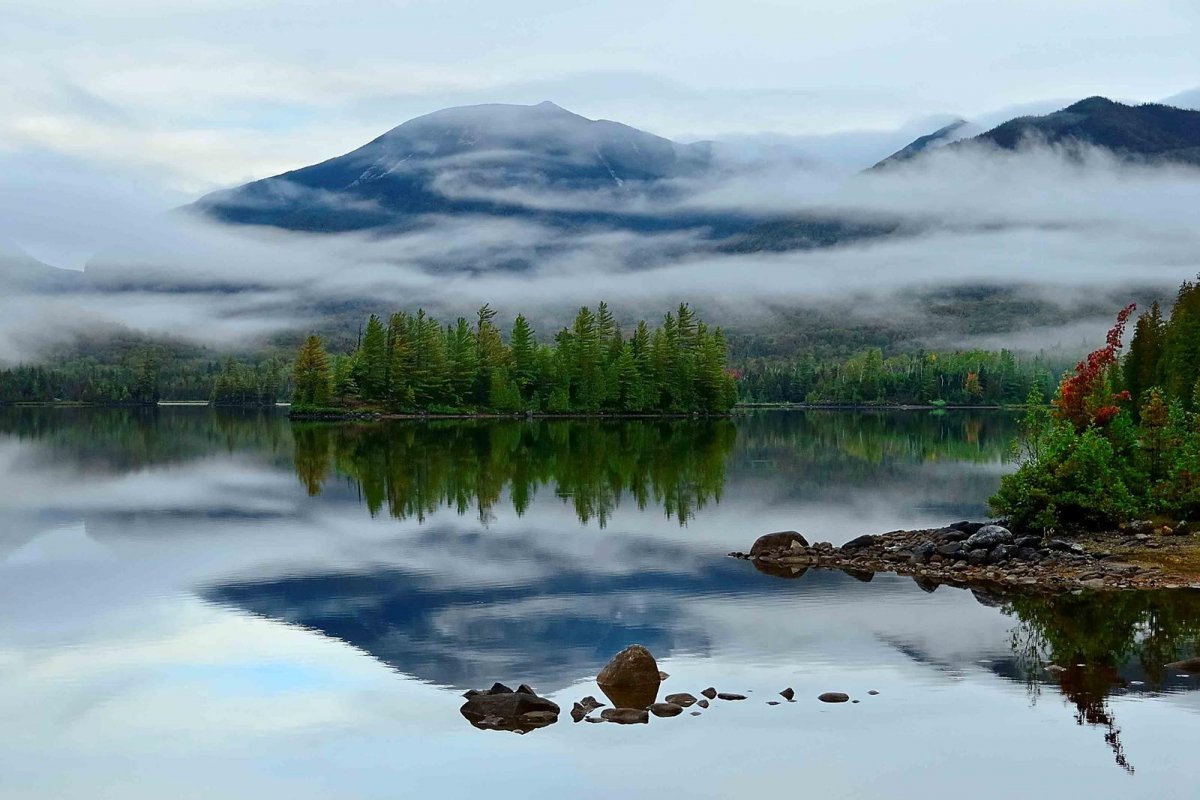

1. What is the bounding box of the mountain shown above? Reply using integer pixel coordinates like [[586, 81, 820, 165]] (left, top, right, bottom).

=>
[[871, 118, 975, 168], [190, 101, 715, 233], [877, 97, 1200, 168], [0, 241, 81, 291]]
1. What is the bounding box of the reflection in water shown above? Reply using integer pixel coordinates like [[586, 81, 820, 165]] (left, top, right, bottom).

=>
[[292, 418, 737, 525], [1006, 591, 1200, 772], [11, 407, 1200, 797]]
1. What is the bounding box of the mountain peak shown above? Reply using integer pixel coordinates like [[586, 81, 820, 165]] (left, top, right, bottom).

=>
[[190, 101, 713, 234], [1063, 96, 1117, 114]]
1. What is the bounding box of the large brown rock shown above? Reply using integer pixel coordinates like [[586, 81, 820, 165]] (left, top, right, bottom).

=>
[[750, 531, 809, 557], [597, 645, 661, 709]]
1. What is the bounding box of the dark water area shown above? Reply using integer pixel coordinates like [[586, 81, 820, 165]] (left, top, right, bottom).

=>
[[1, 407, 1198, 799]]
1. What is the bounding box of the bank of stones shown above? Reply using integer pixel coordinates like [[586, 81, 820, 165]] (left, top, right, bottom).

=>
[[732, 521, 1200, 592]]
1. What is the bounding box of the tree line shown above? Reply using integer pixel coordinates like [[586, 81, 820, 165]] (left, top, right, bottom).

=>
[[736, 348, 1063, 406], [292, 302, 738, 415]]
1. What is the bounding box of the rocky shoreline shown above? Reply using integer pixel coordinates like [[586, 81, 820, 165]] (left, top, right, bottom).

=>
[[731, 523, 1200, 593]]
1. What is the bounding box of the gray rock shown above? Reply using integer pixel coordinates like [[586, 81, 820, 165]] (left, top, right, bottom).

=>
[[516, 683, 536, 695], [868, 690, 880, 696], [990, 544, 1016, 564], [967, 548, 989, 566], [696, 699, 710, 708], [600, 707, 649, 724], [690, 711, 702, 716], [818, 692, 850, 703], [965, 525, 1014, 551], [767, 701, 781, 706], [651, 702, 684, 717], [571, 702, 586, 722], [950, 521, 985, 535], [1015, 535, 1042, 548], [1016, 547, 1040, 562], [750, 531, 810, 556]]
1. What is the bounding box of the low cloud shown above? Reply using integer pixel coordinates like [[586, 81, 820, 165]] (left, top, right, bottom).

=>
[[2, 140, 1198, 363]]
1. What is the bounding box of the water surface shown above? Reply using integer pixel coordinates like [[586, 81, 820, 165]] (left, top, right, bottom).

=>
[[1, 408, 1197, 799]]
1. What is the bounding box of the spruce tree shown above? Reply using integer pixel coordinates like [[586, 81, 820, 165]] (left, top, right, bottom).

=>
[[292, 334, 332, 407]]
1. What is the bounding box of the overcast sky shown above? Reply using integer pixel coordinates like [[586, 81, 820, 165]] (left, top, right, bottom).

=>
[[0, 0, 1197, 267]]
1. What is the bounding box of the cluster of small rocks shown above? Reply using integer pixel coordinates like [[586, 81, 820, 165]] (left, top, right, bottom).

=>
[[463, 645, 875, 733], [733, 523, 1200, 593]]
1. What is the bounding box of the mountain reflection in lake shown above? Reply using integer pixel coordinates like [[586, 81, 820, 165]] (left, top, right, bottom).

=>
[[2, 407, 1199, 799]]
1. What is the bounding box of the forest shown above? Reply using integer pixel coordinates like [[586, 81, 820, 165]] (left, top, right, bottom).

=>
[[291, 302, 739, 415], [736, 348, 1064, 406]]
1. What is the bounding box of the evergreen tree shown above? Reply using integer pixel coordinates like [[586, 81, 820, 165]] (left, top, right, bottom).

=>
[[1124, 301, 1166, 407], [293, 335, 332, 407], [354, 314, 389, 402]]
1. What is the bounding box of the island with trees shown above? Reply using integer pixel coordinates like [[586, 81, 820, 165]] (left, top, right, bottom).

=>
[[290, 302, 739, 417]]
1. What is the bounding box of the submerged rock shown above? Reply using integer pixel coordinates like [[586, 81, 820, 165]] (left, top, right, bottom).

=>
[[818, 692, 850, 703], [697, 699, 710, 708], [664, 692, 698, 708], [651, 702, 684, 717], [601, 707, 649, 724]]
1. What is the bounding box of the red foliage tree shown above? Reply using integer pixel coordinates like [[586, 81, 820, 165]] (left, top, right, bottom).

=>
[[1054, 304, 1135, 430]]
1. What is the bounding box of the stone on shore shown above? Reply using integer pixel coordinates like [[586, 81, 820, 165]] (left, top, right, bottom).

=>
[[750, 531, 810, 557]]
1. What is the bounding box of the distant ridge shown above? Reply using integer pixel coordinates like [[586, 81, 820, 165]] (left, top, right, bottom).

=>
[[876, 96, 1200, 168]]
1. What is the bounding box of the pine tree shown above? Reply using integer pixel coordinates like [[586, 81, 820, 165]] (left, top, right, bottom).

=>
[[354, 314, 389, 402], [293, 334, 332, 407], [509, 314, 537, 403], [1125, 301, 1167, 407]]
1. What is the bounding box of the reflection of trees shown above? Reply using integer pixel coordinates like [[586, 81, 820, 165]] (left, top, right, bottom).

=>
[[0, 406, 291, 473], [735, 410, 1017, 474], [1006, 591, 1200, 773], [291, 419, 737, 526]]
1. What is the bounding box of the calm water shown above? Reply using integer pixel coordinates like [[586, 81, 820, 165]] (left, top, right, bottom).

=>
[[1, 408, 1198, 799]]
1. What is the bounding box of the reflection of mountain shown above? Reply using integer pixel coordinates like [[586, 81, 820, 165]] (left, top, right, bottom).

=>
[[204, 535, 944, 693]]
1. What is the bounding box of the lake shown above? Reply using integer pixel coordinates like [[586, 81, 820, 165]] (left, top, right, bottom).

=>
[[1, 407, 1198, 799]]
